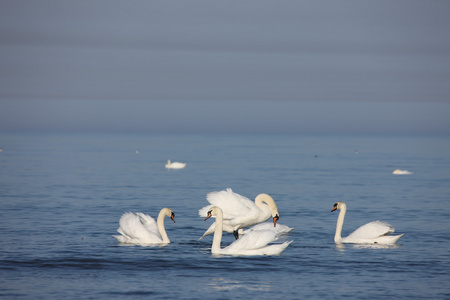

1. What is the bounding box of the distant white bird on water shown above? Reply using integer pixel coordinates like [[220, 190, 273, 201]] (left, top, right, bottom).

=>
[[165, 160, 186, 169], [393, 169, 413, 175]]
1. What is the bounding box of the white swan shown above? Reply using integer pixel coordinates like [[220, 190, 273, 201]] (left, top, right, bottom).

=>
[[204, 206, 292, 256], [113, 208, 175, 244], [331, 202, 403, 244], [165, 160, 186, 169], [198, 188, 280, 240], [393, 169, 413, 175]]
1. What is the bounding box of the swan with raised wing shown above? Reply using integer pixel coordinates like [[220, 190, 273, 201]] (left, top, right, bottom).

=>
[[113, 208, 175, 244], [198, 188, 280, 240], [331, 202, 403, 244], [204, 206, 292, 256]]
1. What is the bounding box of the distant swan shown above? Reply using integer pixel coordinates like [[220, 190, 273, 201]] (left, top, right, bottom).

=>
[[165, 160, 186, 169], [198, 188, 280, 240], [204, 206, 292, 256], [393, 169, 413, 175], [113, 208, 175, 244], [331, 202, 403, 244]]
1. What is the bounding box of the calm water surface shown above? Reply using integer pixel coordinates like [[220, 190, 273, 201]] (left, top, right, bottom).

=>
[[1, 133, 449, 299]]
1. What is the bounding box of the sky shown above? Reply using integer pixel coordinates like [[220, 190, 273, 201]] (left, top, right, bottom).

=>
[[1, 0, 449, 134]]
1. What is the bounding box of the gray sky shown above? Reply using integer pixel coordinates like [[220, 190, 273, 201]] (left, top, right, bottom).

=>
[[1, 0, 449, 134]]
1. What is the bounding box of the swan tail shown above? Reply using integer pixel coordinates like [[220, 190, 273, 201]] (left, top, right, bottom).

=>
[[261, 240, 293, 255], [113, 234, 127, 243], [375, 233, 404, 244]]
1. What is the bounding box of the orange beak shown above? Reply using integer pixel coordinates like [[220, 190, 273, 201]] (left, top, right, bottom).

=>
[[273, 215, 279, 227], [171, 212, 176, 223], [204, 211, 212, 221], [331, 206, 337, 212]]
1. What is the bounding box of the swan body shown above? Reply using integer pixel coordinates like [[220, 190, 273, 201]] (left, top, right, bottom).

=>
[[331, 202, 403, 244], [165, 160, 186, 169], [113, 208, 175, 244], [239, 222, 294, 236], [204, 206, 292, 256], [393, 169, 413, 175], [198, 188, 280, 239]]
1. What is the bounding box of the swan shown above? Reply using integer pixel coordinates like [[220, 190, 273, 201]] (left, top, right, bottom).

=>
[[331, 202, 403, 244], [204, 206, 292, 256], [393, 169, 413, 175], [165, 160, 186, 169], [113, 208, 175, 244], [198, 188, 280, 240]]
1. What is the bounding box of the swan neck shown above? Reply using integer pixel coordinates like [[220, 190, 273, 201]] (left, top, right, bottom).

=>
[[255, 194, 278, 216], [211, 210, 223, 253], [335, 206, 346, 243], [157, 209, 170, 243]]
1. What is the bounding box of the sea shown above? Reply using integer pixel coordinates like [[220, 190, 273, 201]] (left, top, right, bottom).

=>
[[0, 133, 449, 299]]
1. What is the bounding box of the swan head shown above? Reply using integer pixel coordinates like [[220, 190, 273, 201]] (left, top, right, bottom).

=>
[[204, 210, 213, 221], [255, 193, 280, 227], [204, 206, 222, 221], [162, 208, 176, 223], [331, 201, 346, 212]]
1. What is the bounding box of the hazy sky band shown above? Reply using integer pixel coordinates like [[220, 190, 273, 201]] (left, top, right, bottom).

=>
[[1, 99, 448, 135], [1, 1, 449, 134]]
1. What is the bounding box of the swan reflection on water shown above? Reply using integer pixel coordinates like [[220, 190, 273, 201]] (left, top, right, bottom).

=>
[[209, 278, 271, 292], [335, 243, 402, 251]]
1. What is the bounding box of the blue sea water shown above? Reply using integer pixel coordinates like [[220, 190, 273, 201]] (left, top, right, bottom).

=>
[[0, 133, 449, 299]]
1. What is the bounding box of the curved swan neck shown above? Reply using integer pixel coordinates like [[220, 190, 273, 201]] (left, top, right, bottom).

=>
[[335, 205, 347, 243], [157, 208, 170, 243], [255, 194, 279, 217], [211, 208, 223, 253]]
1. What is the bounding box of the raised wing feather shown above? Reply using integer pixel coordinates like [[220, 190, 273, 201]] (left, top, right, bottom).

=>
[[199, 188, 255, 220], [117, 212, 161, 242], [135, 212, 158, 234]]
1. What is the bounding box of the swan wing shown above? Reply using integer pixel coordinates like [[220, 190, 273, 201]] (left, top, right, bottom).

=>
[[135, 212, 158, 233], [116, 212, 162, 243], [170, 162, 186, 169], [241, 222, 294, 236], [253, 241, 293, 255], [225, 230, 277, 252], [346, 220, 395, 241], [208, 188, 256, 218]]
